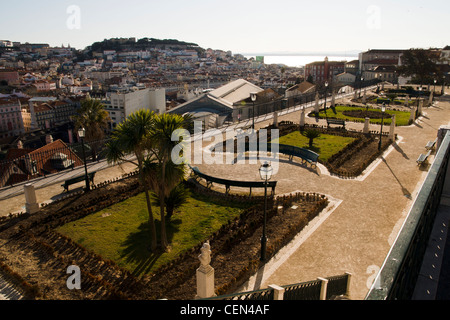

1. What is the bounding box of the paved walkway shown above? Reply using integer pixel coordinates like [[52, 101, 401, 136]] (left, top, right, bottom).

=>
[[232, 91, 450, 300], [1, 87, 449, 300]]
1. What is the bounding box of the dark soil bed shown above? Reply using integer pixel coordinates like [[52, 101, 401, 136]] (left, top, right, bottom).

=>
[[0, 174, 327, 300]]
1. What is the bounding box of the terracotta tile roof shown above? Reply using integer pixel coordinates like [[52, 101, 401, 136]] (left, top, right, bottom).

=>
[[0, 139, 84, 187]]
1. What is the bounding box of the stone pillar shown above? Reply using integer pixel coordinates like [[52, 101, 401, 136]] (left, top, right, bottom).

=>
[[299, 108, 305, 127], [363, 117, 370, 134], [404, 95, 409, 107], [418, 99, 423, 115], [314, 92, 319, 113], [196, 241, 215, 299], [409, 107, 416, 124], [269, 284, 285, 300], [345, 272, 353, 298], [318, 277, 329, 300], [389, 114, 396, 140], [273, 111, 278, 128], [24, 183, 39, 214]]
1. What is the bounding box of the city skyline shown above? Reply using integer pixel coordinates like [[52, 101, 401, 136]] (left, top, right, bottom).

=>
[[1, 0, 449, 55]]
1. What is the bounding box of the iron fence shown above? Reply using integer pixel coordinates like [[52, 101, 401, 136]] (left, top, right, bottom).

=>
[[0, 139, 110, 188], [366, 131, 450, 300], [203, 273, 351, 300]]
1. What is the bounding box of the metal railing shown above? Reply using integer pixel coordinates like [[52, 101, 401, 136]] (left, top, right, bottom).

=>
[[366, 131, 450, 300], [0, 139, 110, 188], [203, 273, 351, 300]]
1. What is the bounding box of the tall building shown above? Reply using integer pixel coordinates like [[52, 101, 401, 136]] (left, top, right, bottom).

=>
[[358, 49, 404, 72], [304, 57, 346, 84], [0, 97, 31, 139], [105, 87, 166, 129]]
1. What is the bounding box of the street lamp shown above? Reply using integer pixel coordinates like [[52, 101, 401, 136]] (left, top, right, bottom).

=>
[[434, 79, 437, 93], [259, 161, 273, 262], [250, 92, 257, 130], [378, 103, 386, 152], [360, 77, 364, 97], [323, 81, 328, 118], [78, 127, 90, 192]]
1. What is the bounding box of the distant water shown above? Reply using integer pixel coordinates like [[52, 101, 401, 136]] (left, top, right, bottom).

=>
[[244, 55, 358, 68]]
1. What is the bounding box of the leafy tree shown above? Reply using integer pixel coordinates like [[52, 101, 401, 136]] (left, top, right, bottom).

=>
[[397, 49, 439, 86], [105, 109, 158, 251]]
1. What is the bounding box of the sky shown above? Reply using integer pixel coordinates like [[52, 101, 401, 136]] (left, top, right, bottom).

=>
[[1, 0, 448, 55]]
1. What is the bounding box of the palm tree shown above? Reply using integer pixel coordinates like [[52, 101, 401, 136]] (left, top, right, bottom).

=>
[[149, 167, 188, 220], [105, 109, 158, 251], [73, 98, 110, 160], [302, 128, 321, 148], [148, 113, 187, 251]]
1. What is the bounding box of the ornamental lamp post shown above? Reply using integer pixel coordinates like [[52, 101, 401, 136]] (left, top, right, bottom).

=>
[[324, 81, 328, 118], [378, 103, 386, 152], [251, 92, 257, 130], [259, 161, 273, 262], [434, 79, 437, 93], [78, 127, 90, 192]]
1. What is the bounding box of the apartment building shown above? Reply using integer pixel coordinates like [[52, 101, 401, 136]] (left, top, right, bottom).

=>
[[304, 57, 346, 84], [0, 98, 31, 139], [358, 49, 404, 72], [28, 97, 77, 130], [105, 87, 166, 129]]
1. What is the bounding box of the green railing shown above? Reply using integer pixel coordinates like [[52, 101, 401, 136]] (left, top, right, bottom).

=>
[[366, 131, 450, 300]]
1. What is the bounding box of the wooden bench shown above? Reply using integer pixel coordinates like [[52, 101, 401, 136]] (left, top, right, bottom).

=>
[[417, 150, 431, 166], [189, 165, 276, 196], [326, 118, 346, 129], [425, 138, 437, 150], [277, 144, 319, 168], [62, 171, 96, 192]]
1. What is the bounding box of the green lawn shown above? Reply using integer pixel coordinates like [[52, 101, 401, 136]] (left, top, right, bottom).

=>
[[272, 131, 356, 162], [315, 105, 411, 126], [57, 189, 253, 276]]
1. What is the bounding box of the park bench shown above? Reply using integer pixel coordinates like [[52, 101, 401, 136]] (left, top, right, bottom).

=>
[[425, 138, 437, 150], [417, 150, 432, 167], [189, 165, 276, 196], [326, 118, 346, 129], [61, 171, 96, 192], [277, 144, 320, 168]]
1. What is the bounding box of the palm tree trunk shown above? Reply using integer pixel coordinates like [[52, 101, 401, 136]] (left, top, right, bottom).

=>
[[138, 158, 157, 251], [159, 161, 168, 250]]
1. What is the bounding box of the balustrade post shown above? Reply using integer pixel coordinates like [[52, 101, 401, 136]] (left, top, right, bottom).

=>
[[24, 183, 39, 214], [268, 284, 285, 300], [317, 277, 329, 300], [345, 272, 353, 298]]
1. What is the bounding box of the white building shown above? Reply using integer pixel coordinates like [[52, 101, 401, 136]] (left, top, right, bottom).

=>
[[335, 72, 356, 85], [105, 87, 166, 129]]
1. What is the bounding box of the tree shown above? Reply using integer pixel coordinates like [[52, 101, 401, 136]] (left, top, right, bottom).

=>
[[397, 49, 439, 86], [148, 113, 188, 251], [73, 98, 110, 160], [302, 129, 321, 148], [151, 182, 189, 220], [105, 109, 158, 251]]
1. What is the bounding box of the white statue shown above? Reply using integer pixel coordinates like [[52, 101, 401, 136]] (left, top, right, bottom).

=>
[[198, 241, 211, 267]]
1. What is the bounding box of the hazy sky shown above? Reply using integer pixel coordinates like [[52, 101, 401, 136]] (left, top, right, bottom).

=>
[[1, 0, 448, 54]]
